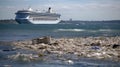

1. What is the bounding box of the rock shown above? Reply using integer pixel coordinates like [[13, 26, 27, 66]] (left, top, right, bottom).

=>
[[44, 49, 51, 54], [38, 53, 44, 57], [112, 44, 120, 49], [91, 46, 100, 50], [50, 42, 59, 46], [28, 45, 38, 49], [2, 49, 15, 52], [32, 36, 51, 44], [90, 42, 101, 46], [32, 38, 39, 44], [88, 52, 105, 59], [38, 46, 47, 49]]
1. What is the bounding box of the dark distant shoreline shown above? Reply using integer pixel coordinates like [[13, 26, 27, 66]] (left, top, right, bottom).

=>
[[60, 20, 120, 24], [0, 19, 120, 24], [0, 19, 18, 24]]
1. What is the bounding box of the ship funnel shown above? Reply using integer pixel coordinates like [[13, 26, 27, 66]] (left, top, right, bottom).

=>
[[48, 7, 51, 13]]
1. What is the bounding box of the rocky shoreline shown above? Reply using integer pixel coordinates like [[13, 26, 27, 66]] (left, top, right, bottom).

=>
[[1, 36, 120, 62]]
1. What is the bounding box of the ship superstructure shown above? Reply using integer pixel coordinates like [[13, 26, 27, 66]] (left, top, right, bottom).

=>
[[15, 7, 61, 24]]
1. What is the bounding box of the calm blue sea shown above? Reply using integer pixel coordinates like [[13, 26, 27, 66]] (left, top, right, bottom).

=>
[[0, 21, 120, 41], [0, 21, 120, 67]]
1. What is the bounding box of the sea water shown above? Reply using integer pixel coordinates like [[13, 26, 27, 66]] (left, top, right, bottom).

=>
[[0, 21, 120, 67], [0, 21, 120, 41]]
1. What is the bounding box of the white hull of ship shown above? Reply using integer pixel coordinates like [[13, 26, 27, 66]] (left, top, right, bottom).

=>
[[28, 19, 60, 24]]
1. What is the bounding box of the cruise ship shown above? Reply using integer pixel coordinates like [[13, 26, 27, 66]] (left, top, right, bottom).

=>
[[15, 7, 61, 24]]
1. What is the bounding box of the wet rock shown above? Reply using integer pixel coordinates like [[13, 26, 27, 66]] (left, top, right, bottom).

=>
[[38, 53, 44, 57], [87, 52, 105, 59], [44, 49, 51, 54], [112, 44, 120, 49], [90, 42, 101, 46], [28, 45, 38, 49], [50, 42, 59, 46], [32, 38, 40, 44], [32, 36, 51, 44], [2, 49, 15, 52], [91, 46, 100, 50], [38, 46, 47, 49]]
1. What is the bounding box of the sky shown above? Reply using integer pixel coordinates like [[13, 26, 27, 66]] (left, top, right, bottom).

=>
[[0, 0, 120, 20]]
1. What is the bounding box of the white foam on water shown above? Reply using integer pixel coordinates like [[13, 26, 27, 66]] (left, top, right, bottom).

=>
[[99, 29, 112, 32], [58, 29, 85, 32]]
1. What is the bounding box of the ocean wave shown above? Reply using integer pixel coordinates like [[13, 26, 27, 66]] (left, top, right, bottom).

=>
[[99, 29, 112, 31], [56, 29, 117, 32], [57, 29, 85, 32]]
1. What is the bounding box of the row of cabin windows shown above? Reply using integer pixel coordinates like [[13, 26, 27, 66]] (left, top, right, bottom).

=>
[[32, 18, 58, 20]]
